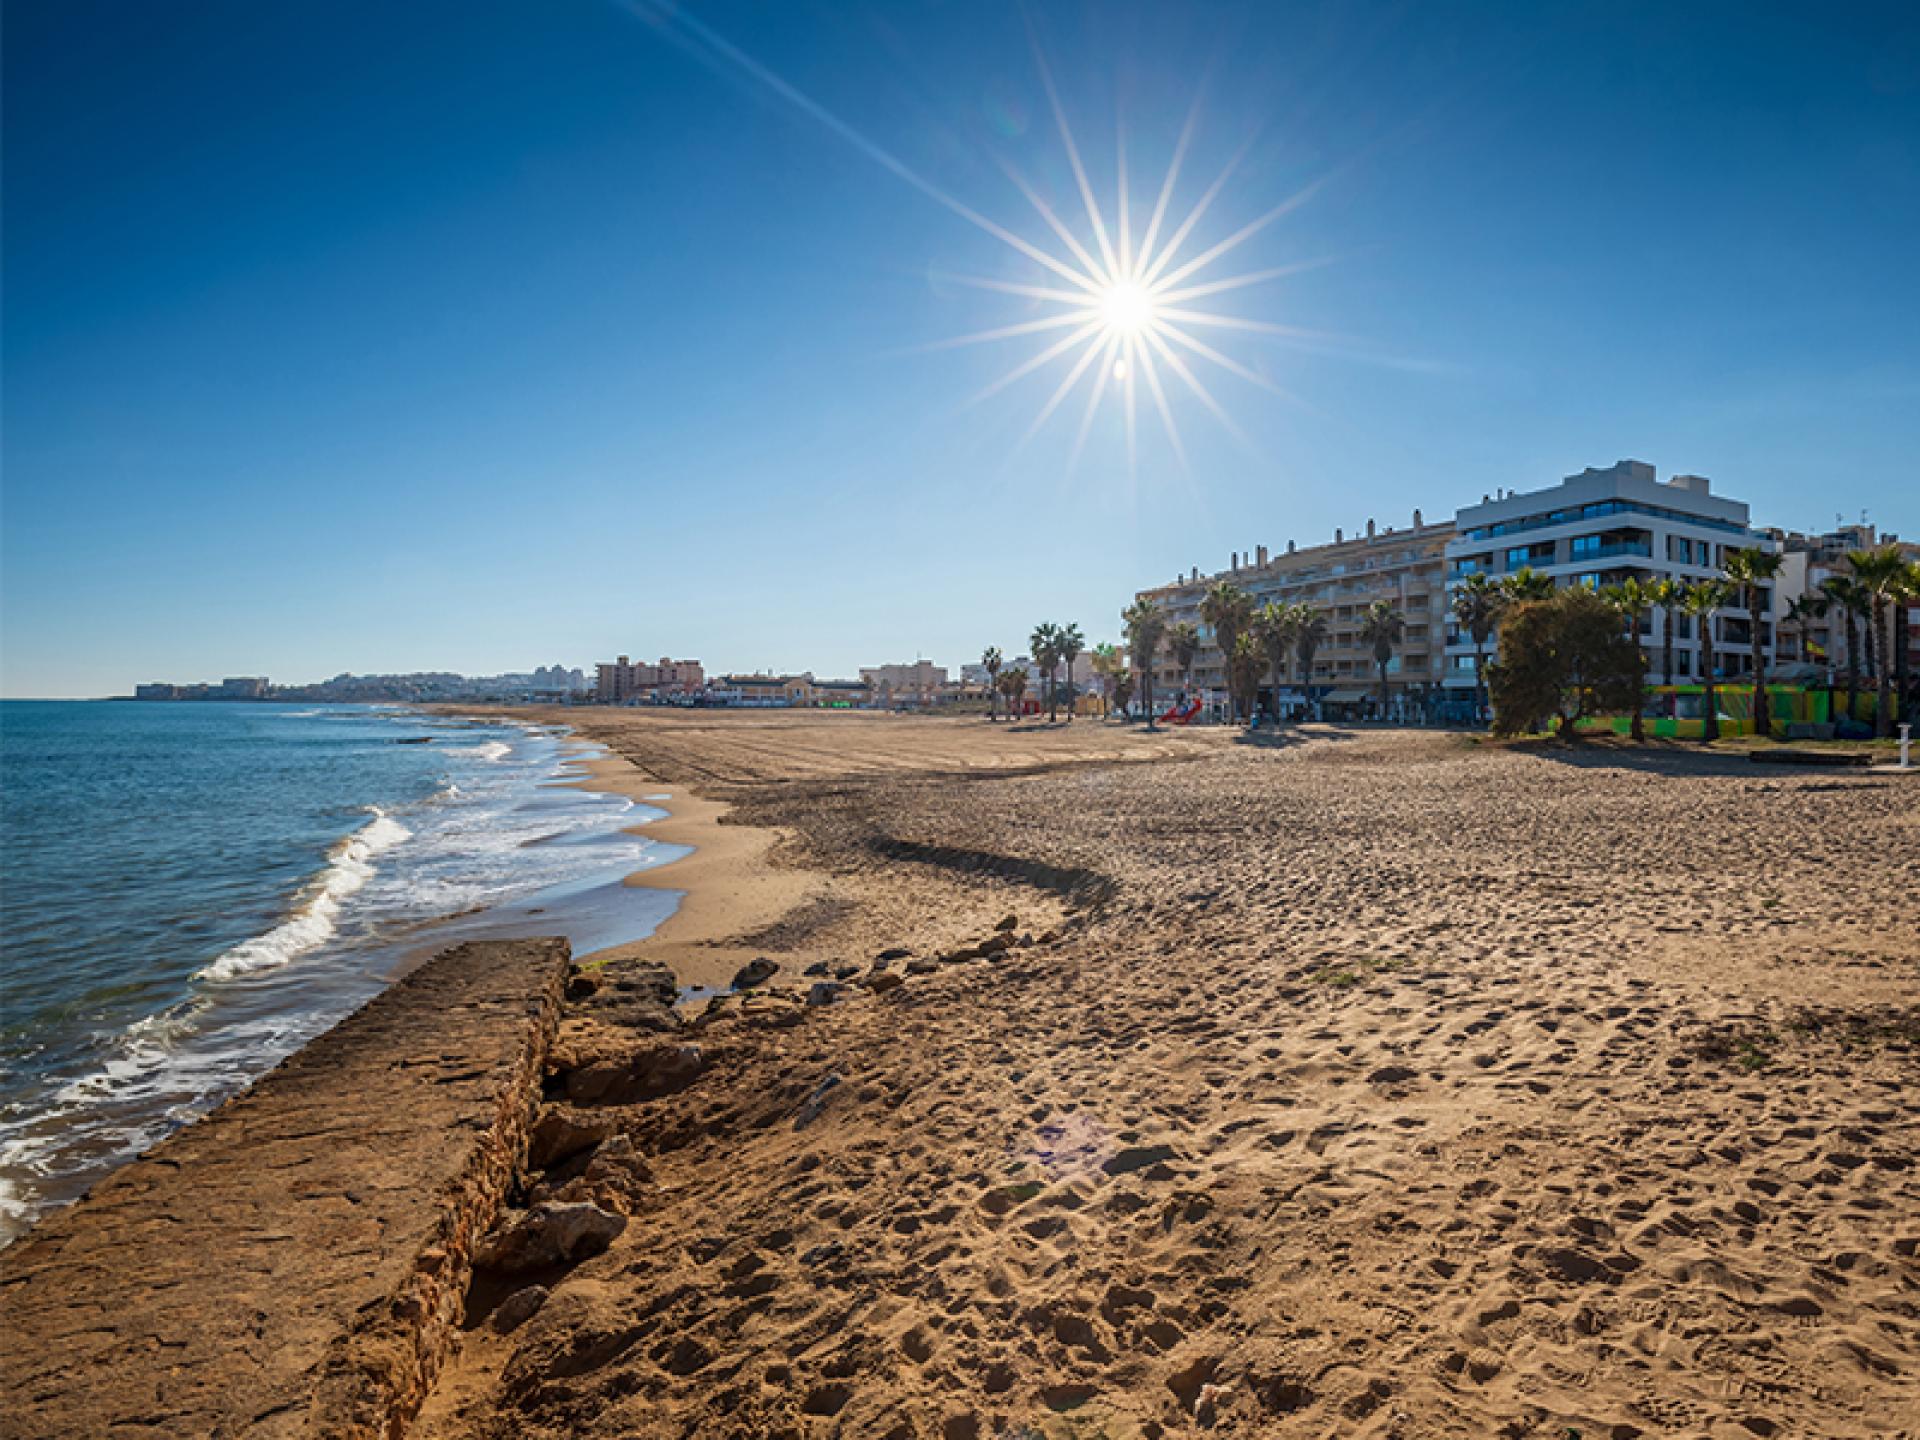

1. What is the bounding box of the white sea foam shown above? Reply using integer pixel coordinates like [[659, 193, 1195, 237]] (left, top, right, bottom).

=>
[[193, 810, 412, 982], [449, 740, 511, 762]]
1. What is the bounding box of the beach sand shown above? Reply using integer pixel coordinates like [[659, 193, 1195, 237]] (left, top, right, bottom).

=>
[[415, 711, 1917, 1438]]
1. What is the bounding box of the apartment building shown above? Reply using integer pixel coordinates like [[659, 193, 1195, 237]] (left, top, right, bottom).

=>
[[594, 655, 705, 703], [859, 660, 948, 702], [1136, 509, 1453, 711], [1766, 523, 1919, 679], [1443, 461, 1775, 688]]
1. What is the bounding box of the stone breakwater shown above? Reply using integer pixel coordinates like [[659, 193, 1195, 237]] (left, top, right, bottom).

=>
[[0, 938, 573, 1440]]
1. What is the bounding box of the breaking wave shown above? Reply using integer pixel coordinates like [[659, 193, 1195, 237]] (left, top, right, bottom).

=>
[[193, 811, 412, 982]]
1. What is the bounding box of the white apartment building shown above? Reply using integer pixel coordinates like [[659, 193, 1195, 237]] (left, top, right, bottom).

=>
[[1443, 461, 1776, 688]]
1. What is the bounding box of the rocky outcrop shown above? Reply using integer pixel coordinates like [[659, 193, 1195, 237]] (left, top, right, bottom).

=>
[[0, 938, 572, 1440]]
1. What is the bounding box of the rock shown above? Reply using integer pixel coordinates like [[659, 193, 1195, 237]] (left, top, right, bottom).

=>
[[527, 1106, 613, 1169], [1039, 930, 1061, 945], [802, 961, 830, 977], [1367, 1065, 1418, 1086], [874, 947, 912, 963], [563, 1041, 703, 1105], [542, 1134, 656, 1215], [794, 1073, 844, 1130], [906, 958, 940, 975], [1195, 1382, 1231, 1426], [568, 959, 680, 1033], [977, 934, 1014, 956], [491, 1285, 549, 1333], [831, 962, 862, 980], [474, 1202, 626, 1273], [994, 913, 1019, 932], [732, 957, 779, 989], [1104, 1144, 1179, 1177], [940, 947, 980, 964], [564, 971, 602, 1001], [863, 971, 905, 994], [807, 981, 848, 1006]]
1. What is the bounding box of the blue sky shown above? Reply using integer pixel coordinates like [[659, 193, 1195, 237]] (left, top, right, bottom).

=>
[[4, 0, 1916, 696]]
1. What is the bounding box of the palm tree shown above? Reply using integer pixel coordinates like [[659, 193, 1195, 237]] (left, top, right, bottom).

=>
[[1167, 622, 1201, 705], [1821, 575, 1865, 721], [1294, 607, 1328, 699], [996, 666, 1029, 720], [1055, 622, 1085, 723], [1683, 580, 1733, 741], [1358, 600, 1405, 716], [1199, 582, 1256, 721], [1029, 623, 1061, 721], [1502, 567, 1555, 603], [1851, 546, 1906, 737], [1898, 561, 1920, 726], [1089, 642, 1123, 718], [1227, 632, 1265, 723], [1783, 593, 1827, 665], [1722, 546, 1784, 738], [1253, 602, 1297, 722], [1649, 576, 1688, 687], [1450, 573, 1504, 724], [1599, 577, 1654, 742], [980, 646, 1003, 722], [1122, 598, 1167, 729]]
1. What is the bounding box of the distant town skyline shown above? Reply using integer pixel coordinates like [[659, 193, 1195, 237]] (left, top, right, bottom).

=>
[[5, 0, 1917, 698]]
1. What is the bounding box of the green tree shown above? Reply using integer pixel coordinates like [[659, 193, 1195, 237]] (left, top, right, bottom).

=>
[[1783, 593, 1826, 665], [1055, 622, 1086, 723], [1358, 600, 1405, 713], [980, 646, 1003, 723], [1029, 623, 1062, 721], [1293, 607, 1328, 695], [1200, 582, 1256, 721], [1122, 598, 1168, 729], [1113, 667, 1137, 715], [1226, 632, 1265, 723], [1850, 545, 1906, 736], [1089, 642, 1123, 718], [1649, 576, 1688, 687], [1167, 622, 1201, 703], [1502, 567, 1555, 603], [1723, 546, 1785, 738], [1488, 587, 1643, 739], [1599, 576, 1654, 742], [996, 665, 1029, 719], [1450, 572, 1505, 724], [1820, 576, 1865, 721], [1253, 602, 1298, 721], [1683, 579, 1734, 741]]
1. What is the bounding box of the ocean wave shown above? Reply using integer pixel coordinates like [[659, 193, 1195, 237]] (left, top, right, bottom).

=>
[[193, 811, 412, 982], [448, 740, 512, 762]]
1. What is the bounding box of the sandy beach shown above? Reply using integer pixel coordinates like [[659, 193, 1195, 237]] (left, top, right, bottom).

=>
[[403, 709, 1918, 1440]]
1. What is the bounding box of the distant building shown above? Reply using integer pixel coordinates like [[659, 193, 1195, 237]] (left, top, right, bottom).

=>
[[1765, 522, 1918, 680], [859, 660, 947, 703], [812, 678, 871, 708], [1444, 461, 1775, 686], [217, 677, 270, 699], [594, 655, 705, 703], [716, 673, 814, 706], [1137, 509, 1453, 714], [134, 683, 179, 700]]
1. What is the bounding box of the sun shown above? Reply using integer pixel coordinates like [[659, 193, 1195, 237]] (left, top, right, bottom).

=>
[[1098, 280, 1156, 339]]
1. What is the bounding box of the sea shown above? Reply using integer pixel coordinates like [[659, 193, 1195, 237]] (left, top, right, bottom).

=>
[[0, 701, 688, 1244]]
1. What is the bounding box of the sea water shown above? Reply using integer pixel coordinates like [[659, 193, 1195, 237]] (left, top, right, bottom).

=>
[[0, 701, 685, 1243]]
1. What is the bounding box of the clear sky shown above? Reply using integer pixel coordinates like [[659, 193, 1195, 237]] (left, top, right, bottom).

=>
[[4, 0, 1917, 697]]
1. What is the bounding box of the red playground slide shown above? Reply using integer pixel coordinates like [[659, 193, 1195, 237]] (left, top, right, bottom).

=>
[[1159, 699, 1203, 725]]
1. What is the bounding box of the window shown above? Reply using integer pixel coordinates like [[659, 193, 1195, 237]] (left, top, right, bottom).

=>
[[1668, 535, 1693, 564]]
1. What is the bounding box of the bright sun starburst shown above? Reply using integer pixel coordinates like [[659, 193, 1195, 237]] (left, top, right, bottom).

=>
[[625, 0, 1334, 477]]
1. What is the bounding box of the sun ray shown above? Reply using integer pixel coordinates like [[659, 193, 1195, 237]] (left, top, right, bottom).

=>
[[968, 319, 1104, 406], [1155, 320, 1302, 403], [929, 272, 1098, 307], [1142, 327, 1246, 442], [1122, 331, 1140, 478], [1022, 325, 1113, 444], [1148, 178, 1326, 293], [1136, 340, 1187, 470], [1025, 16, 1119, 283], [1137, 134, 1253, 288], [1135, 92, 1202, 278], [994, 160, 1111, 292], [1067, 335, 1121, 474], [1150, 257, 1336, 306], [1151, 306, 1344, 344], [1116, 128, 1132, 280], [915, 309, 1104, 354]]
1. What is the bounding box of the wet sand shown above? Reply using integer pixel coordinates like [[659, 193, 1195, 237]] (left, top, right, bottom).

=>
[[417, 710, 1917, 1439]]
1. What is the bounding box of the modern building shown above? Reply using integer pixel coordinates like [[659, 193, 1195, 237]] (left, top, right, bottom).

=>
[[1136, 508, 1454, 714], [1443, 461, 1775, 688], [1765, 522, 1919, 681], [594, 655, 705, 703]]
